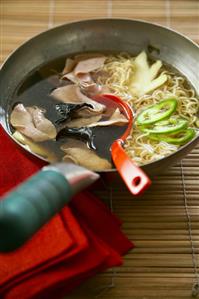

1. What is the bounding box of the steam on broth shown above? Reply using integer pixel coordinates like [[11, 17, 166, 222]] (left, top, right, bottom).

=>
[[10, 51, 199, 170]]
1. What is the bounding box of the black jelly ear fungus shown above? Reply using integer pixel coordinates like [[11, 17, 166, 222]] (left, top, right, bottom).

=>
[[55, 103, 92, 125], [56, 127, 96, 150]]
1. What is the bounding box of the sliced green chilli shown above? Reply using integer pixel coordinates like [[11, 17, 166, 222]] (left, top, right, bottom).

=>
[[140, 117, 188, 134], [148, 128, 196, 145], [136, 98, 177, 125]]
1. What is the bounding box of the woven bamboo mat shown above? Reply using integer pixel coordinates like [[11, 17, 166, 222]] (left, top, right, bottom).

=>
[[1, 1, 199, 298]]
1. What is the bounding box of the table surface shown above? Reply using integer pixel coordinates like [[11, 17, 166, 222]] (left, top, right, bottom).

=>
[[1, 1, 199, 298]]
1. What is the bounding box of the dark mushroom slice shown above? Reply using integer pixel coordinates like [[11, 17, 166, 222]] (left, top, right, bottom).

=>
[[55, 102, 92, 125], [57, 127, 96, 150]]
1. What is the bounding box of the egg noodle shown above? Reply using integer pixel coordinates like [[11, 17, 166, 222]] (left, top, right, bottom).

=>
[[96, 53, 199, 165]]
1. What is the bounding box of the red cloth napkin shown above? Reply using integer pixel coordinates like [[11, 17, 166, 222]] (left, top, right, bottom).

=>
[[0, 126, 134, 299]]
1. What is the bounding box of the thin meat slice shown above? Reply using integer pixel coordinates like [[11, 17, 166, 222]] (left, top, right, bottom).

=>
[[79, 81, 111, 96], [62, 56, 106, 85], [65, 108, 128, 128], [27, 106, 56, 139], [62, 56, 106, 78], [10, 104, 56, 142], [88, 108, 129, 127], [73, 56, 106, 76], [51, 85, 105, 115], [61, 140, 112, 171], [61, 56, 107, 97], [62, 58, 76, 75]]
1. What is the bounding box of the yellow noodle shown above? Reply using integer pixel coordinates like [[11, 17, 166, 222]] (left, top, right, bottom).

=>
[[96, 54, 199, 165]]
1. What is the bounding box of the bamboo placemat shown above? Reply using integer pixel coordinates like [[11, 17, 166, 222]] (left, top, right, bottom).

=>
[[1, 1, 199, 298]]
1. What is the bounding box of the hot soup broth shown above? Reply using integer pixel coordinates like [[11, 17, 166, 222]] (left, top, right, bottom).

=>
[[10, 52, 199, 170]]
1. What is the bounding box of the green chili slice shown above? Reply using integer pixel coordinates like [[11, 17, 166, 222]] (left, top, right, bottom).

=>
[[140, 117, 188, 134], [136, 98, 177, 125], [148, 128, 196, 145]]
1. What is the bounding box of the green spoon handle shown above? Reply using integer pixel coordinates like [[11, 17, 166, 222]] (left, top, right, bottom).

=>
[[0, 169, 72, 252]]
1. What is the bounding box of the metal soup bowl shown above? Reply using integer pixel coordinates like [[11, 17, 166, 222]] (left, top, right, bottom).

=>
[[0, 18, 199, 176]]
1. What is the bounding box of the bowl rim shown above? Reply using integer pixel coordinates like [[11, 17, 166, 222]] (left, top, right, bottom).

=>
[[1, 17, 199, 71]]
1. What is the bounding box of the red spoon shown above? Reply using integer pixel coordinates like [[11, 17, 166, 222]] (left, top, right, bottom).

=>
[[93, 94, 151, 195]]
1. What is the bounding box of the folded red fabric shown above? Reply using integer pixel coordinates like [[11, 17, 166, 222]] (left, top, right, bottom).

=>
[[71, 192, 132, 255], [0, 126, 133, 299], [1, 208, 88, 294]]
